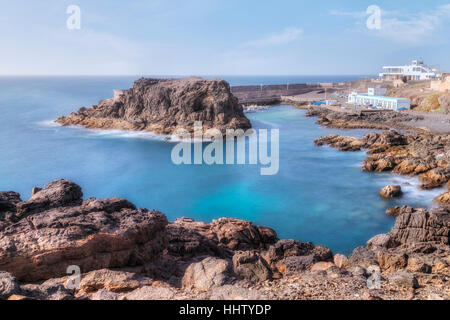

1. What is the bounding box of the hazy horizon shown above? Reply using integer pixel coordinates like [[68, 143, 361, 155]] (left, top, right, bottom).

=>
[[1, 1, 449, 75]]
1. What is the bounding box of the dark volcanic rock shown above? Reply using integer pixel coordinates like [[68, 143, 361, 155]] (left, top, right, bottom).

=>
[[211, 218, 278, 251], [166, 217, 278, 264], [16, 179, 83, 218], [0, 180, 168, 282], [56, 77, 251, 135], [0, 192, 22, 213], [232, 251, 272, 282], [166, 218, 228, 259]]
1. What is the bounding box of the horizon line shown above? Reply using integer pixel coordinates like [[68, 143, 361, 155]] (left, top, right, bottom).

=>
[[0, 74, 377, 77]]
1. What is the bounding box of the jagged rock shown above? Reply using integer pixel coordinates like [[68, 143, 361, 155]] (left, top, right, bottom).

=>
[[166, 218, 227, 259], [166, 217, 277, 260], [0, 192, 21, 213], [0, 271, 20, 300], [419, 168, 450, 189], [314, 135, 365, 151], [263, 240, 332, 275], [386, 206, 412, 217], [232, 251, 272, 282], [56, 77, 251, 135], [333, 254, 349, 269], [348, 246, 378, 268], [364, 156, 397, 172], [362, 131, 408, 147], [211, 218, 277, 251], [434, 192, 450, 206], [182, 257, 232, 291], [377, 251, 408, 273], [367, 234, 392, 249], [379, 185, 402, 198], [277, 255, 316, 275], [388, 207, 450, 246], [265, 240, 315, 261], [31, 187, 42, 196], [16, 180, 83, 218], [35, 278, 74, 300], [406, 257, 432, 274], [0, 180, 168, 282]]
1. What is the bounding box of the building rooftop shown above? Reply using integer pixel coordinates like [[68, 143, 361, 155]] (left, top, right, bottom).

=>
[[356, 93, 410, 101]]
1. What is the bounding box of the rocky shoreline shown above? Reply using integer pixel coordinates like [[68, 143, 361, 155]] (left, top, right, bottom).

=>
[[0, 178, 448, 300], [2, 98, 450, 300]]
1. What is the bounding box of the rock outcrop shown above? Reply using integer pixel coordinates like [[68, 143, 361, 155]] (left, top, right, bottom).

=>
[[1, 180, 449, 300], [56, 77, 251, 135], [315, 129, 450, 191], [0, 180, 168, 282], [306, 107, 423, 131], [182, 257, 232, 291], [379, 185, 403, 198]]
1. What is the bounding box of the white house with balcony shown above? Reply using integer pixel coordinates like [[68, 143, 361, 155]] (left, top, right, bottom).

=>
[[379, 60, 438, 81], [348, 88, 410, 111]]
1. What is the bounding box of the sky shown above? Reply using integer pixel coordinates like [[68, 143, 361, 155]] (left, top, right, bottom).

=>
[[1, 0, 449, 75]]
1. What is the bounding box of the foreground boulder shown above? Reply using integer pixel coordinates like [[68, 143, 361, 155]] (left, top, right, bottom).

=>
[[388, 207, 450, 246], [0, 180, 168, 282], [167, 217, 278, 260], [232, 251, 272, 282], [263, 239, 333, 274], [182, 257, 232, 291], [56, 77, 251, 135]]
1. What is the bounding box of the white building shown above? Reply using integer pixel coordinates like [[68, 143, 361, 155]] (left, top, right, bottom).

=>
[[348, 88, 411, 111], [379, 60, 438, 81]]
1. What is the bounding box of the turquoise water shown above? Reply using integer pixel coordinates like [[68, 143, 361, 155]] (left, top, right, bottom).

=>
[[0, 77, 443, 255]]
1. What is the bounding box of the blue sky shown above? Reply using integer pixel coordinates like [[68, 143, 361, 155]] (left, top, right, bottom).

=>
[[1, 0, 449, 75]]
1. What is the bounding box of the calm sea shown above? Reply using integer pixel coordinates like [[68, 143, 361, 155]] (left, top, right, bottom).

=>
[[0, 76, 442, 254]]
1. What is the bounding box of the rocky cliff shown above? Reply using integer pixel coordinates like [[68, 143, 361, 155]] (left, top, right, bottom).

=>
[[56, 77, 251, 135], [1, 180, 448, 300]]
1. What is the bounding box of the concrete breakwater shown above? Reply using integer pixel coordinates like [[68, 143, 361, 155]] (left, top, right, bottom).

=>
[[231, 83, 323, 105]]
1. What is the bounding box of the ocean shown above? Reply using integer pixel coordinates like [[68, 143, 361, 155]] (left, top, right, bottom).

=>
[[0, 76, 442, 255]]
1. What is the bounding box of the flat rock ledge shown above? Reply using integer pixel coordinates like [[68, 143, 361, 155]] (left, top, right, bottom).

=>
[[1, 180, 449, 300], [56, 77, 251, 136]]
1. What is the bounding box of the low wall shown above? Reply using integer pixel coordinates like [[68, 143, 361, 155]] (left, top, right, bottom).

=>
[[231, 83, 321, 105]]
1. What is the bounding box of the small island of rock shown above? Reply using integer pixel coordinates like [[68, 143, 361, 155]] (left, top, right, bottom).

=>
[[56, 77, 251, 135]]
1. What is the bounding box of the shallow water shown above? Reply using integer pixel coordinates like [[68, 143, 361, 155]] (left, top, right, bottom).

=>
[[0, 77, 442, 255]]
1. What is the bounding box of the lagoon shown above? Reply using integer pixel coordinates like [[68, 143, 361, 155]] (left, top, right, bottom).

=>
[[0, 76, 442, 255]]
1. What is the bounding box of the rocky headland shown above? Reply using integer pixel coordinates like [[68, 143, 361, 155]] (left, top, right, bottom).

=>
[[0, 179, 448, 300], [56, 77, 251, 135], [313, 116, 450, 202]]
